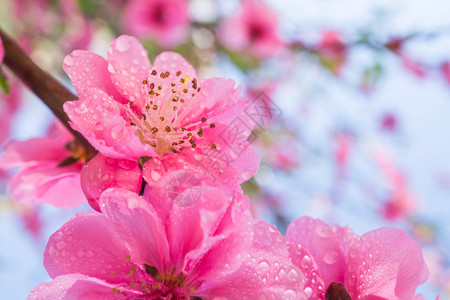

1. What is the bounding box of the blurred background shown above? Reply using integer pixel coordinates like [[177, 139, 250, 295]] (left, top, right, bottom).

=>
[[0, 0, 449, 298]]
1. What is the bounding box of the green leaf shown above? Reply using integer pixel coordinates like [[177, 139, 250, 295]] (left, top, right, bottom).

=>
[[0, 75, 10, 95]]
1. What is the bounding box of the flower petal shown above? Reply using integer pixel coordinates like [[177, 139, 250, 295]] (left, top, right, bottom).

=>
[[63, 50, 126, 102], [44, 213, 136, 283], [9, 165, 85, 208], [81, 154, 142, 211], [64, 88, 155, 159], [99, 188, 170, 272], [344, 227, 429, 300], [28, 274, 136, 300], [285, 217, 347, 287], [107, 35, 151, 105]]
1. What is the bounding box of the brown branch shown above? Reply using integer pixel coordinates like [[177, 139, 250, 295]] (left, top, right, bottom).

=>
[[0, 28, 97, 156]]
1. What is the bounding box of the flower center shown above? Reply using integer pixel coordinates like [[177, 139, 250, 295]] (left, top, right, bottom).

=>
[[124, 69, 216, 154]]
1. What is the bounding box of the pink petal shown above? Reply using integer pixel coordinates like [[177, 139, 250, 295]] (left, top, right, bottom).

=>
[[63, 50, 125, 102], [0, 137, 68, 169], [344, 227, 429, 300], [44, 213, 137, 283], [287, 242, 325, 299], [196, 221, 307, 299], [64, 88, 154, 159], [9, 165, 85, 208], [183, 192, 253, 285], [99, 188, 170, 272], [28, 274, 134, 300], [152, 52, 197, 79], [331, 224, 359, 259], [81, 154, 142, 212], [107, 35, 151, 106], [285, 217, 347, 287]]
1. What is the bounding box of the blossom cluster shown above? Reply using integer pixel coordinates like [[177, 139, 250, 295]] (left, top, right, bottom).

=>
[[9, 35, 431, 299]]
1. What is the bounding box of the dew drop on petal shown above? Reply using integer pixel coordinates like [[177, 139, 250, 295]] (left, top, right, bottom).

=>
[[316, 223, 332, 238], [324, 250, 339, 264], [257, 260, 269, 272], [304, 287, 313, 297], [108, 63, 116, 74], [56, 241, 66, 250], [287, 269, 299, 281], [283, 290, 296, 299], [64, 55, 74, 66], [151, 170, 161, 181], [115, 36, 131, 52]]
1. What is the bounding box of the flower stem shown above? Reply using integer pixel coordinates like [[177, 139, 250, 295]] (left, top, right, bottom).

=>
[[0, 28, 97, 156]]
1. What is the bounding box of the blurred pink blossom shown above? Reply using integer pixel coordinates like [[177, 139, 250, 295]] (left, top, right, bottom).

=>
[[285, 216, 429, 299], [317, 31, 348, 76], [219, 0, 285, 58], [29, 181, 308, 299], [441, 61, 450, 84], [63, 35, 260, 204], [381, 113, 398, 132], [334, 132, 353, 180], [401, 56, 426, 77], [123, 0, 190, 48], [0, 122, 86, 208], [374, 149, 417, 220]]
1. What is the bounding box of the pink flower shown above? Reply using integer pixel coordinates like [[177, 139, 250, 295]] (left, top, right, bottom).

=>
[[285, 217, 429, 299], [381, 113, 398, 132], [317, 31, 347, 76], [63, 35, 260, 206], [29, 176, 308, 299], [374, 149, 416, 220], [123, 0, 190, 48], [0, 36, 4, 63], [401, 56, 426, 77], [218, 0, 285, 59], [441, 61, 450, 84], [0, 122, 87, 208]]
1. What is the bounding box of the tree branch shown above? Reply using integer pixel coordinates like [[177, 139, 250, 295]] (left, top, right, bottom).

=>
[[0, 28, 97, 156]]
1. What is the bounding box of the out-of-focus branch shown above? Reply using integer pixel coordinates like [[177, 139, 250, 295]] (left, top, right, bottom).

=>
[[0, 28, 97, 156]]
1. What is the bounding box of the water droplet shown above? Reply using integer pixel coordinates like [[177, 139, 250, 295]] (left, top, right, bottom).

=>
[[116, 36, 131, 52], [77, 250, 85, 257], [64, 55, 74, 66], [287, 269, 299, 281], [324, 250, 339, 264], [300, 255, 312, 270], [284, 290, 296, 299], [151, 170, 161, 181], [316, 223, 332, 238], [86, 251, 94, 258], [108, 63, 116, 74], [56, 241, 66, 250], [304, 287, 313, 296], [257, 261, 269, 272]]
